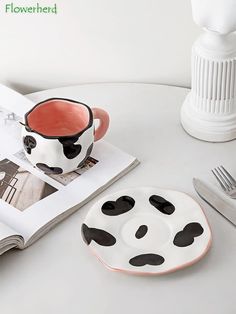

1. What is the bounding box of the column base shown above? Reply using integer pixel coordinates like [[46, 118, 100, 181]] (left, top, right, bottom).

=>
[[181, 93, 236, 142]]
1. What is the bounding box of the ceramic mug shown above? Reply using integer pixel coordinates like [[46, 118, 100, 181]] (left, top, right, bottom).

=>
[[22, 98, 109, 174]]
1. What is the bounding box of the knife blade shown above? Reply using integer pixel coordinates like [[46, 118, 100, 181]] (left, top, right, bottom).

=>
[[193, 178, 236, 226]]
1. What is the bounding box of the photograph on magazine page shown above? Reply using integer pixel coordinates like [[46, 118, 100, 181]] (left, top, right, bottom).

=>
[[0, 158, 58, 211]]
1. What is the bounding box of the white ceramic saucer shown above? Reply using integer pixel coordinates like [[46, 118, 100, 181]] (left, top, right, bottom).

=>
[[81, 187, 212, 275]]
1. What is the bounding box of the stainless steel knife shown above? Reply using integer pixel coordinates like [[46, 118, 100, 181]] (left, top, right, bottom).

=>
[[193, 178, 236, 226]]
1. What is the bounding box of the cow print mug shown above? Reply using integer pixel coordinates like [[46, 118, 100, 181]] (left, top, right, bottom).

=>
[[22, 98, 110, 174]]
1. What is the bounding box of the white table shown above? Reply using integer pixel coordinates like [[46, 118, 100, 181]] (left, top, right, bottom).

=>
[[0, 83, 235, 314]]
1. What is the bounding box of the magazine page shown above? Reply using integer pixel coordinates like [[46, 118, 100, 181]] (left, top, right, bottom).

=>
[[0, 84, 138, 243], [0, 84, 34, 117], [0, 222, 24, 254]]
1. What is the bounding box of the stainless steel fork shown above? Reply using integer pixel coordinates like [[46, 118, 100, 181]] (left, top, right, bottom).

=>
[[212, 166, 236, 199]]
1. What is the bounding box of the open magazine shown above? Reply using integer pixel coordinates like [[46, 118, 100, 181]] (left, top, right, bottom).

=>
[[0, 85, 139, 255]]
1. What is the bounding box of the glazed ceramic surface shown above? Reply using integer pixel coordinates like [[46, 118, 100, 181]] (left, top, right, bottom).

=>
[[82, 187, 212, 275], [22, 98, 109, 174]]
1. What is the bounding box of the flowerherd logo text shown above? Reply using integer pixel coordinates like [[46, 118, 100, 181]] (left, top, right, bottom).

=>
[[5, 2, 58, 14]]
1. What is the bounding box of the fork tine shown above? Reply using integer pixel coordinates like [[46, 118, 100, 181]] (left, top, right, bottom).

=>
[[220, 166, 236, 186], [215, 167, 232, 190], [212, 168, 228, 191], [212, 169, 227, 191], [217, 166, 233, 189]]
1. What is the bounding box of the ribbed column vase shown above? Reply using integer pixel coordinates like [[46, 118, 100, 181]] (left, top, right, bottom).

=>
[[181, 32, 236, 142]]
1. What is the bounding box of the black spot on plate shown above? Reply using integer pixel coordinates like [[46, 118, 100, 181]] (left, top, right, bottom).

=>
[[135, 225, 148, 239], [149, 195, 175, 215], [36, 163, 63, 174], [81, 223, 116, 246], [23, 135, 37, 154], [184, 222, 204, 236], [59, 136, 82, 159], [173, 222, 204, 247], [102, 196, 135, 216], [129, 253, 165, 267]]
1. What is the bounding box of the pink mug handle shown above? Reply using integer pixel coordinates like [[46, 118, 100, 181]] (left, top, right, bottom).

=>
[[92, 108, 110, 141]]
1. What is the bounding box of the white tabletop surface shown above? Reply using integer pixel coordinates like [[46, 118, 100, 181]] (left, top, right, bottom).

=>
[[0, 83, 235, 314]]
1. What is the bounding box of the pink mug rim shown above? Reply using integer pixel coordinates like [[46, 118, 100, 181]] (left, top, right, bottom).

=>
[[23, 97, 93, 139]]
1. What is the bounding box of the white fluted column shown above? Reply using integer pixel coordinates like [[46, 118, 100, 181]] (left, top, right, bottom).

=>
[[181, 32, 236, 142]]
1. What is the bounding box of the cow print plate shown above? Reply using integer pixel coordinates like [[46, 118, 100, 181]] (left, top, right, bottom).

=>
[[82, 187, 212, 275]]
